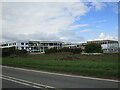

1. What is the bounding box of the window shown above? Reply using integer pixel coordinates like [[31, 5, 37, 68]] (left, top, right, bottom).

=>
[[54, 43, 57, 45], [26, 47, 29, 49], [21, 43, 24, 45], [9, 43, 12, 46], [2, 44, 8, 46], [26, 43, 28, 45], [21, 47, 24, 49], [13, 43, 16, 45], [49, 43, 53, 46]]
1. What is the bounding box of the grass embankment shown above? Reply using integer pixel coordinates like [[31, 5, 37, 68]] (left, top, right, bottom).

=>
[[2, 53, 119, 80]]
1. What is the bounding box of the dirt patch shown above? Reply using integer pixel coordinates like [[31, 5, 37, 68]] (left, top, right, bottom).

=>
[[46, 52, 73, 55], [56, 56, 81, 61], [8, 54, 20, 58]]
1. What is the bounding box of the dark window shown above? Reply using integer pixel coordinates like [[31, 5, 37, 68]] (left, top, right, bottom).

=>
[[26, 47, 29, 49], [60, 44, 62, 46], [9, 43, 12, 46], [49, 43, 53, 46], [21, 43, 24, 45], [2, 44, 8, 46], [54, 43, 57, 45], [21, 47, 24, 49], [26, 43, 28, 45], [29, 43, 34, 46], [13, 43, 16, 45]]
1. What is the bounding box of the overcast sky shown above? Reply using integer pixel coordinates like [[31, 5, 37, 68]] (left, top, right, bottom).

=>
[[1, 2, 118, 43]]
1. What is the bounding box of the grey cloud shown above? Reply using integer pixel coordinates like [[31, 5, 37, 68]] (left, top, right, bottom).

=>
[[2, 2, 89, 42], [2, 32, 60, 41], [2, 31, 85, 43]]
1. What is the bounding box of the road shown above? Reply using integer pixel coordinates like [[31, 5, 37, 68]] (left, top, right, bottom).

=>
[[2, 66, 119, 88], [2, 79, 33, 88]]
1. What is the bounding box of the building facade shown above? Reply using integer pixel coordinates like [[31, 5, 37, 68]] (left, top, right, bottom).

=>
[[63, 40, 119, 53], [0, 40, 119, 53], [87, 40, 119, 53], [0, 41, 17, 48], [16, 41, 29, 51], [0, 41, 63, 53], [29, 41, 63, 53]]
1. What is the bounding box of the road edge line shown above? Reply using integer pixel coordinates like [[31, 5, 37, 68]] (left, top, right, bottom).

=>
[[1, 76, 41, 88], [2, 65, 120, 83], [1, 74, 55, 89]]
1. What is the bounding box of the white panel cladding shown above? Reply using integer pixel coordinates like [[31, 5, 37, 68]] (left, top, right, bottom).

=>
[[28, 41, 63, 53], [1, 40, 119, 53], [0, 41, 17, 48], [87, 40, 119, 53], [16, 41, 29, 51]]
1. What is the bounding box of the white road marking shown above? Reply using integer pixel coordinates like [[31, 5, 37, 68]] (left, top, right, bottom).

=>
[[0, 76, 41, 88], [2, 65, 120, 82], [0, 74, 55, 89]]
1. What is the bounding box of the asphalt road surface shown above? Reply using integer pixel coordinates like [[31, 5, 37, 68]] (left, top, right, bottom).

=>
[[2, 79, 33, 88], [2, 66, 119, 88]]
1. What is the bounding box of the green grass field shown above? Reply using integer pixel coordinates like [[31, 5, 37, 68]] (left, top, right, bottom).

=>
[[2, 53, 119, 80]]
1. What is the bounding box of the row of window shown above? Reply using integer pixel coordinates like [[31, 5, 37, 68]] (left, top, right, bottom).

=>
[[21, 43, 28, 45], [29, 43, 62, 46], [20, 47, 29, 50], [90, 42, 118, 44], [1, 42, 61, 47], [2, 43, 16, 46]]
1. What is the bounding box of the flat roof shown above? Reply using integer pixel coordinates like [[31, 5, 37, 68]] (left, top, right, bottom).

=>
[[0, 41, 16, 45], [29, 41, 63, 43], [87, 40, 118, 42]]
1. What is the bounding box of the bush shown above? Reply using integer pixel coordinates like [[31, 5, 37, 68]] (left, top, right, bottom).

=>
[[45, 47, 82, 54], [2, 47, 27, 57], [85, 43, 103, 53], [45, 48, 57, 54], [2, 47, 15, 57], [71, 48, 82, 54]]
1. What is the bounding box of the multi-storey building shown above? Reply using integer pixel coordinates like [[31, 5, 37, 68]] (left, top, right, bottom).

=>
[[63, 40, 119, 53], [0, 41, 29, 51], [0, 40, 119, 53], [0, 41, 17, 48], [29, 41, 63, 53], [87, 40, 119, 53], [0, 41, 63, 53], [62, 43, 78, 48], [16, 41, 29, 51], [63, 43, 87, 50]]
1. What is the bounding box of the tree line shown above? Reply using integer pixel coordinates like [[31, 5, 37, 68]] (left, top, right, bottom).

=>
[[2, 43, 103, 57], [45, 43, 103, 54], [2, 47, 27, 57], [45, 47, 82, 54]]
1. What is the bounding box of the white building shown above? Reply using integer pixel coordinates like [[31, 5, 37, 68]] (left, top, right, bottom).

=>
[[87, 40, 119, 53], [29, 41, 63, 53], [1, 40, 119, 53], [63, 40, 119, 53], [62, 43, 77, 48], [0, 41, 29, 51], [16, 41, 29, 51], [0, 41, 63, 53], [0, 41, 17, 48]]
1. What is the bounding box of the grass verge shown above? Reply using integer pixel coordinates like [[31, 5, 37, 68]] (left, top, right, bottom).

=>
[[2, 56, 119, 80]]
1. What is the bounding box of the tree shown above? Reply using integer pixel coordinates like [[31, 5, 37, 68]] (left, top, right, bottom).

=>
[[45, 47, 82, 54], [85, 43, 103, 53], [2, 47, 27, 57], [71, 48, 82, 54]]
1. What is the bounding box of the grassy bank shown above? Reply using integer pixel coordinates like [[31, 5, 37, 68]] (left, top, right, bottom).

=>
[[2, 53, 119, 80]]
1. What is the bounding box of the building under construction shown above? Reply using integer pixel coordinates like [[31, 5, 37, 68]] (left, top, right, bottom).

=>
[[87, 40, 119, 53], [0, 40, 119, 53]]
